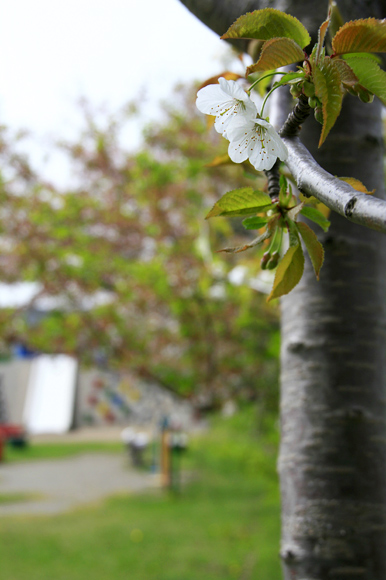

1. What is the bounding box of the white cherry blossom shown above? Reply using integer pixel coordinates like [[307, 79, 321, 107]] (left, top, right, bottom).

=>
[[227, 117, 288, 171], [196, 77, 257, 138]]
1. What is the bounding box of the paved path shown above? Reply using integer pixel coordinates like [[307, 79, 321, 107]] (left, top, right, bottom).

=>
[[0, 453, 160, 516]]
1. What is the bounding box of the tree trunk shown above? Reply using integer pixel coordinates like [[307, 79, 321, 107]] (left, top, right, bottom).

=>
[[179, 0, 386, 577], [279, 96, 386, 579]]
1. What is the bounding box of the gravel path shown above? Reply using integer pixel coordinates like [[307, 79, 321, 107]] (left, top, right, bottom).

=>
[[0, 453, 160, 516]]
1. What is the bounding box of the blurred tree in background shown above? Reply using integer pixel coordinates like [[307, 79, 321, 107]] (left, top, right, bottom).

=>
[[0, 84, 279, 409]]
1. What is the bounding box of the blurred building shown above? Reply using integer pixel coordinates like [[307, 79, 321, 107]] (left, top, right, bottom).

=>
[[0, 283, 193, 435]]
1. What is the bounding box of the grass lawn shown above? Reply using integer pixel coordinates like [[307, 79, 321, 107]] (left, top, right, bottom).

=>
[[0, 492, 42, 505], [4, 441, 122, 463], [0, 407, 281, 580]]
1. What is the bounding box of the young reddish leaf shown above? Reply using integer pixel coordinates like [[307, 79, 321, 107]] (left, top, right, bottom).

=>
[[329, 0, 344, 40], [296, 222, 324, 279], [300, 206, 331, 232], [332, 18, 386, 55], [313, 57, 343, 146], [314, 13, 331, 64], [222, 8, 311, 49], [206, 188, 272, 219], [339, 176, 375, 194], [343, 55, 386, 105], [218, 228, 272, 253], [332, 58, 358, 88], [246, 38, 304, 74], [267, 241, 304, 301]]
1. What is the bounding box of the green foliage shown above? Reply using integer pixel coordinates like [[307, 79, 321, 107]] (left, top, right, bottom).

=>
[[4, 441, 122, 463], [206, 188, 271, 218], [0, 409, 281, 580], [300, 206, 331, 232], [0, 493, 39, 505], [268, 241, 304, 302], [205, 175, 327, 301], [242, 216, 269, 230], [342, 55, 386, 105], [235, 10, 386, 147], [197, 7, 386, 299], [296, 222, 324, 279], [222, 8, 311, 49], [0, 86, 279, 405]]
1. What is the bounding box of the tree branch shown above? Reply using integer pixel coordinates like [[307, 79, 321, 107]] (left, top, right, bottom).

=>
[[282, 135, 386, 233], [179, 0, 386, 234], [270, 93, 386, 233], [279, 94, 311, 138]]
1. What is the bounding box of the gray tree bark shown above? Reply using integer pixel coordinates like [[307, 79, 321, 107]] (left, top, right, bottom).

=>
[[179, 0, 386, 577], [279, 92, 386, 580]]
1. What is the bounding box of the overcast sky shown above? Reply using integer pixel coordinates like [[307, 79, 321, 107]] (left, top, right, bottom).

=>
[[0, 0, 237, 183]]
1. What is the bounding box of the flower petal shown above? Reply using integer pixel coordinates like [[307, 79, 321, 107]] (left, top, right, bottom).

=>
[[265, 126, 288, 161], [249, 144, 278, 171], [227, 117, 288, 170], [196, 84, 234, 116], [196, 78, 257, 138], [218, 77, 251, 104], [228, 138, 250, 163], [255, 120, 288, 162]]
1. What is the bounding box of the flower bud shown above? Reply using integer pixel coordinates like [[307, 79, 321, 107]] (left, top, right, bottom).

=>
[[267, 251, 280, 270], [260, 251, 271, 270], [302, 81, 315, 98], [290, 84, 302, 99], [357, 86, 374, 103], [343, 82, 358, 97], [314, 107, 323, 125], [308, 96, 318, 109]]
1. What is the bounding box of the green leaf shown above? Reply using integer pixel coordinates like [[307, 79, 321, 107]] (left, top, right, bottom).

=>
[[222, 8, 311, 49], [206, 188, 272, 219], [300, 207, 331, 232], [277, 71, 306, 85], [242, 216, 269, 230], [267, 241, 304, 301], [344, 52, 382, 63], [296, 222, 324, 279], [313, 57, 343, 146], [343, 55, 386, 105], [332, 18, 386, 55], [246, 38, 305, 74]]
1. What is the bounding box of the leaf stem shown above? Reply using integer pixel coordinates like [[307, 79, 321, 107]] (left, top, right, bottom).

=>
[[247, 71, 287, 95]]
